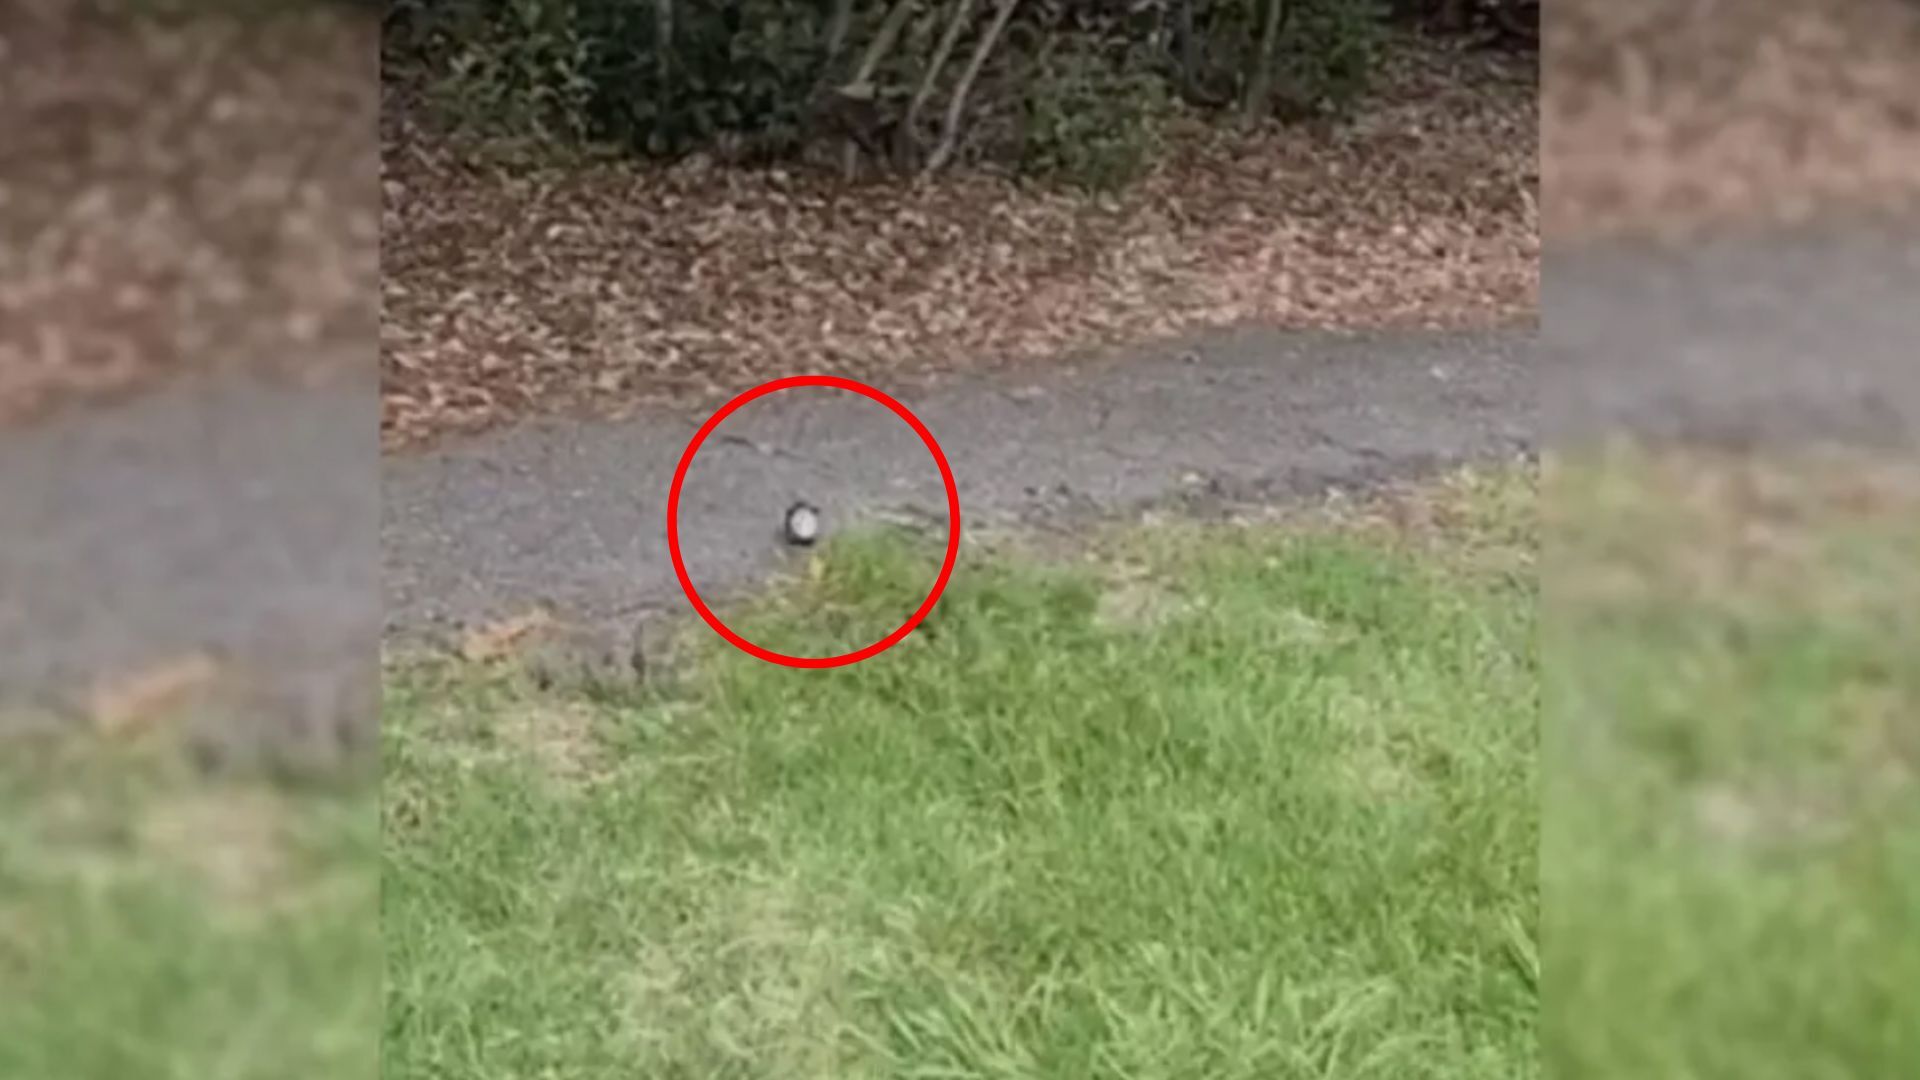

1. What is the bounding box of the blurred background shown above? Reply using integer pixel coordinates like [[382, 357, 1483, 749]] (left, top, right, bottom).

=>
[[1543, 0, 1920, 1075], [0, 2, 379, 1077], [3, 0, 1916, 1074]]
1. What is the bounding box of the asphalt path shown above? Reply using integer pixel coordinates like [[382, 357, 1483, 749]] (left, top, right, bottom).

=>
[[3, 218, 1915, 758]]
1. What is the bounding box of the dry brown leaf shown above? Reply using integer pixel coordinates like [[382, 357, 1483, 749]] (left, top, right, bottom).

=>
[[87, 651, 225, 739], [458, 609, 559, 664]]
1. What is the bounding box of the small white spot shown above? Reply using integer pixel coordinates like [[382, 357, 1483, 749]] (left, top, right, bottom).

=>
[[784, 502, 820, 546]]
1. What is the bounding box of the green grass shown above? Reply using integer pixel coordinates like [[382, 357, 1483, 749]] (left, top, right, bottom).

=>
[[1544, 447, 1920, 1079], [383, 468, 1540, 1079], [0, 742, 379, 1080], [12, 452, 1910, 1078]]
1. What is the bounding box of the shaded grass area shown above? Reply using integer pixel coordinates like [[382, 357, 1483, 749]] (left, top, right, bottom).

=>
[[0, 742, 379, 1080], [384, 466, 1539, 1078], [1545, 447, 1920, 1077]]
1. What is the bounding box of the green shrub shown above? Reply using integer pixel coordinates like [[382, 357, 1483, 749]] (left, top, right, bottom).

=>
[[429, 0, 598, 147], [1020, 43, 1172, 192], [383, 0, 1400, 177], [387, 0, 836, 156], [1181, 0, 1390, 119], [1276, 0, 1390, 114]]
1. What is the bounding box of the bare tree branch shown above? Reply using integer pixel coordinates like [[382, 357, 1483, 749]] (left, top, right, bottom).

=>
[[823, 0, 857, 67], [653, 0, 674, 98], [1174, 0, 1198, 98], [820, 0, 919, 180], [819, 0, 865, 178], [900, 0, 976, 169], [849, 0, 920, 90], [923, 0, 1019, 175], [1241, 0, 1284, 121]]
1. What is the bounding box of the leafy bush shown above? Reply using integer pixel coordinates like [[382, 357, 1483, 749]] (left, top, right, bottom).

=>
[[384, 0, 1402, 177], [1020, 42, 1171, 191], [424, 0, 598, 146], [1275, 0, 1390, 115], [1181, 0, 1389, 119], [387, 0, 835, 155]]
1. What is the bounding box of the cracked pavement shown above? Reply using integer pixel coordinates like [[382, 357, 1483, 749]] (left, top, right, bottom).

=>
[[380, 325, 1535, 649], [3, 218, 1917, 746]]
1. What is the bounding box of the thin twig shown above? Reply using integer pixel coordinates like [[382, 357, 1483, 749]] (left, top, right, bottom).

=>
[[850, 0, 920, 89], [923, 0, 1019, 175], [836, 0, 920, 178], [902, 0, 976, 168]]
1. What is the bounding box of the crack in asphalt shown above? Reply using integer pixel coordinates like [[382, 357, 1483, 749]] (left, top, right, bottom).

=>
[[713, 431, 812, 466]]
